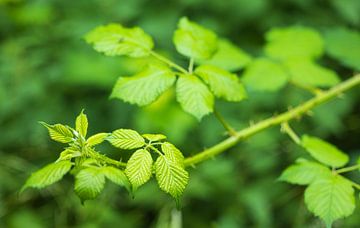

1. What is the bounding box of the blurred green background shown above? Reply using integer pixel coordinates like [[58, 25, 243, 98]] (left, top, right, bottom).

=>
[[1, 0, 360, 227]]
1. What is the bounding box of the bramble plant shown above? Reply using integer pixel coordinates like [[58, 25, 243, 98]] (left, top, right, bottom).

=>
[[22, 17, 360, 227]]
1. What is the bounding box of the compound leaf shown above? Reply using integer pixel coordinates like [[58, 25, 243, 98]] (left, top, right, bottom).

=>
[[22, 160, 72, 191], [176, 74, 214, 120], [142, 134, 167, 142], [75, 167, 105, 203], [75, 110, 88, 138], [305, 175, 355, 227], [173, 17, 217, 60], [40, 122, 73, 143], [301, 135, 349, 168], [195, 65, 247, 101], [242, 58, 289, 91], [125, 149, 153, 190], [102, 166, 131, 192], [111, 64, 176, 106], [87, 133, 109, 146], [265, 26, 324, 60], [107, 129, 145, 149], [279, 158, 331, 185], [85, 23, 154, 57]]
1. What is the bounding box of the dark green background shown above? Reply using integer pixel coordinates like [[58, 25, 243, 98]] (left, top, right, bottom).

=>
[[1, 0, 359, 227]]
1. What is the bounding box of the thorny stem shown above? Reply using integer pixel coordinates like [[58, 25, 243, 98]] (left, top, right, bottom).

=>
[[336, 164, 360, 174], [184, 74, 360, 167], [214, 109, 237, 136], [150, 51, 188, 74], [281, 122, 301, 145]]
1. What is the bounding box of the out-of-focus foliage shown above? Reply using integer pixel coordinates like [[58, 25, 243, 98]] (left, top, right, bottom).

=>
[[0, 0, 359, 227]]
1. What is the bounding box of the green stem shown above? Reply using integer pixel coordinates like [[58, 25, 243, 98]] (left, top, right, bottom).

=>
[[214, 109, 237, 136], [290, 80, 323, 95], [350, 181, 360, 190], [188, 58, 194, 74], [184, 74, 360, 167], [150, 51, 188, 74], [89, 149, 127, 168], [281, 122, 301, 145], [336, 164, 360, 174]]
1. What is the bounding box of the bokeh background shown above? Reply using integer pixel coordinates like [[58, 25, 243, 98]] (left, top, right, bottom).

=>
[[1, 0, 360, 227]]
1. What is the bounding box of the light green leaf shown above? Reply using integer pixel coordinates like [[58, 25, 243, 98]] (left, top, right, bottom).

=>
[[324, 27, 360, 71], [197, 39, 252, 71], [22, 161, 72, 191], [242, 58, 289, 91], [87, 133, 109, 146], [40, 122, 73, 143], [74, 167, 105, 202], [75, 110, 88, 138], [142, 134, 167, 142], [107, 129, 145, 150], [161, 142, 185, 165], [111, 64, 176, 106], [301, 135, 349, 168], [195, 65, 247, 102], [305, 175, 355, 227], [101, 166, 131, 192], [154, 154, 189, 201], [85, 23, 154, 57], [125, 149, 153, 190], [58, 148, 81, 161], [176, 74, 214, 120], [285, 59, 340, 87], [173, 17, 217, 60], [279, 158, 331, 185], [264, 26, 324, 60]]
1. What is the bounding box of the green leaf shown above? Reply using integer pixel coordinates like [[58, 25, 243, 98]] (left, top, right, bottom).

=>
[[173, 17, 217, 60], [305, 175, 355, 227], [142, 134, 167, 142], [75, 110, 88, 138], [22, 161, 72, 191], [176, 74, 214, 120], [285, 59, 340, 87], [241, 58, 289, 91], [125, 149, 153, 190], [324, 27, 360, 71], [107, 129, 145, 150], [85, 23, 154, 57], [58, 148, 81, 161], [161, 142, 185, 165], [264, 26, 324, 60], [40, 122, 74, 143], [154, 154, 189, 201], [301, 135, 349, 168], [74, 167, 105, 202], [87, 133, 109, 146], [194, 65, 247, 102], [196, 39, 252, 71], [110, 64, 176, 106], [279, 158, 331, 185], [101, 166, 131, 192]]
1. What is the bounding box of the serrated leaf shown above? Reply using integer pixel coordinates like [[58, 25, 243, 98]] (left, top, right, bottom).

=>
[[324, 27, 360, 71], [85, 23, 154, 57], [74, 167, 105, 202], [75, 110, 88, 138], [265, 26, 324, 60], [301, 135, 349, 168], [279, 158, 331, 185], [197, 39, 252, 71], [125, 149, 153, 190], [154, 154, 189, 201], [173, 17, 217, 60], [58, 148, 81, 161], [101, 166, 131, 192], [107, 129, 145, 149], [242, 58, 289, 91], [305, 175, 355, 227], [110, 64, 176, 106], [161, 142, 184, 165], [285, 59, 340, 87], [22, 161, 72, 191], [142, 134, 167, 142], [176, 74, 214, 120], [195, 65, 247, 101], [40, 122, 74, 143], [87, 133, 109, 146]]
